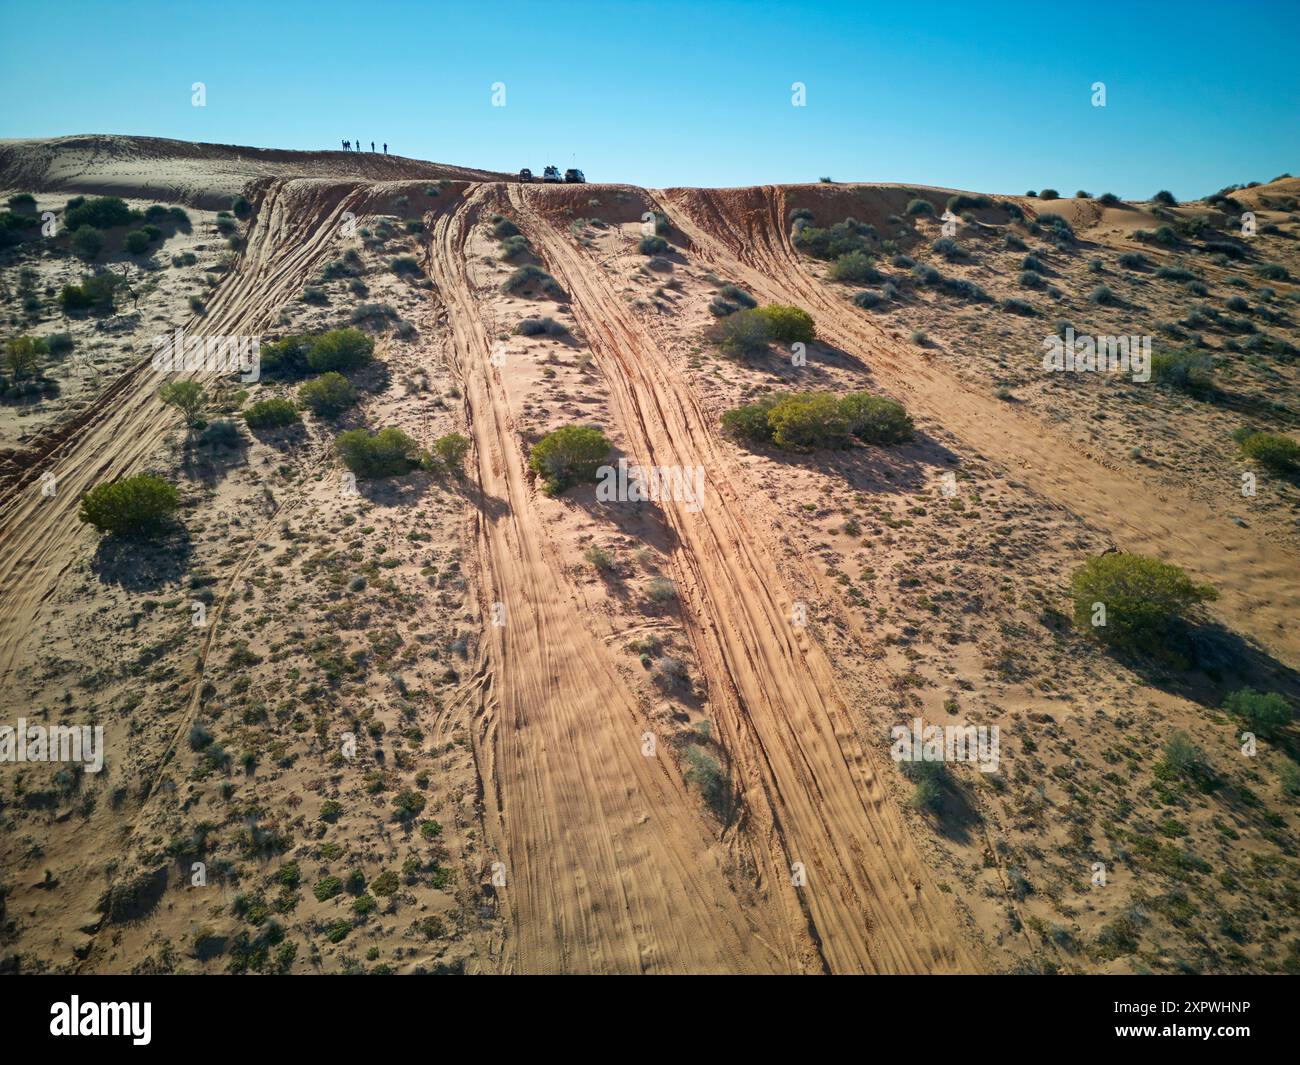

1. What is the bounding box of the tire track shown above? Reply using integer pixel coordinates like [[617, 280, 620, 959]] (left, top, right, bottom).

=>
[[425, 186, 786, 974], [510, 185, 977, 973]]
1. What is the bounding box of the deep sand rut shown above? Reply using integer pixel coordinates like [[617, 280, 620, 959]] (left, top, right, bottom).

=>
[[505, 184, 976, 973], [656, 186, 1300, 668], [426, 187, 787, 974]]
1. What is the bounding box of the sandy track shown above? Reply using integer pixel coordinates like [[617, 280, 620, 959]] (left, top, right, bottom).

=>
[[656, 186, 1300, 668], [507, 185, 976, 973], [425, 187, 786, 974]]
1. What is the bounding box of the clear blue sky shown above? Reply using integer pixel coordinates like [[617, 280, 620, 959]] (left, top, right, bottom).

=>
[[2, 0, 1296, 197]]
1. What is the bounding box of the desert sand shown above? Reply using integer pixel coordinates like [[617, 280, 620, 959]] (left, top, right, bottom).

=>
[[1, 136, 1297, 974]]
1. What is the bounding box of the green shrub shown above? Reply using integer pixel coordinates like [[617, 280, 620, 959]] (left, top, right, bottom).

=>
[[1223, 688, 1291, 738], [1236, 430, 1300, 472], [491, 215, 520, 238], [793, 217, 876, 259], [1070, 553, 1217, 654], [335, 427, 420, 479], [515, 316, 567, 337], [64, 196, 133, 231], [528, 425, 611, 494], [838, 393, 913, 444], [828, 250, 881, 283], [1089, 284, 1116, 305], [1152, 190, 1178, 206], [502, 263, 562, 296], [125, 229, 151, 254], [313, 876, 342, 902], [1038, 189, 1060, 200], [638, 234, 669, 255], [158, 379, 206, 426], [71, 227, 104, 260], [720, 398, 778, 444], [429, 432, 471, 475], [3, 335, 47, 380], [1152, 349, 1214, 396], [499, 234, 530, 260], [905, 198, 935, 216], [297, 372, 358, 417], [243, 398, 300, 429], [768, 392, 851, 450], [755, 304, 815, 344], [708, 308, 772, 357], [79, 475, 179, 539], [1254, 262, 1290, 282], [59, 272, 121, 313], [7, 193, 36, 212], [306, 328, 373, 373], [718, 284, 756, 309]]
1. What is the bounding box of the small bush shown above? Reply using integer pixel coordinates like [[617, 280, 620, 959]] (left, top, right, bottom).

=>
[[707, 308, 771, 358], [4, 335, 46, 380], [502, 263, 562, 296], [515, 316, 568, 337], [638, 234, 669, 255], [298, 372, 358, 418], [1254, 262, 1290, 282], [905, 198, 934, 216], [528, 425, 611, 494], [306, 328, 373, 372], [1152, 190, 1178, 206], [1070, 553, 1217, 654], [71, 226, 104, 261], [839, 393, 913, 444], [79, 475, 179, 539], [1223, 688, 1291, 739], [243, 398, 300, 429], [755, 304, 815, 344], [335, 427, 420, 479], [1237, 430, 1300, 472], [64, 196, 132, 231], [158, 379, 206, 426], [828, 250, 881, 283], [1118, 251, 1147, 270], [1089, 284, 1117, 305], [767, 392, 851, 450], [931, 237, 966, 260], [430, 432, 470, 475], [720, 398, 777, 444], [124, 229, 152, 255], [717, 284, 756, 309], [1152, 349, 1214, 396]]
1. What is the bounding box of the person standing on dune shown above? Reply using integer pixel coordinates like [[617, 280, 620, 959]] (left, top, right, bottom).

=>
[[383, 143, 388, 154], [371, 141, 375, 152]]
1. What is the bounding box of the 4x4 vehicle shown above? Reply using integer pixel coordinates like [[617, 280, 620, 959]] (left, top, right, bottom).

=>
[[519, 168, 533, 183], [541, 165, 562, 184], [564, 168, 586, 184]]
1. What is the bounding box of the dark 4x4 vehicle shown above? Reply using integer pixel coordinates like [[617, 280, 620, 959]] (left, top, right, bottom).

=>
[[564, 168, 586, 184], [541, 165, 562, 184], [518, 168, 533, 183]]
